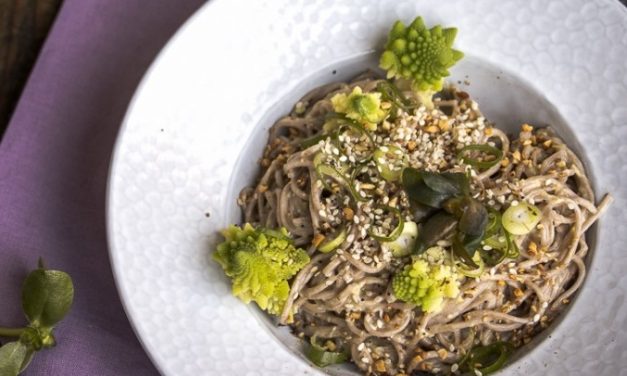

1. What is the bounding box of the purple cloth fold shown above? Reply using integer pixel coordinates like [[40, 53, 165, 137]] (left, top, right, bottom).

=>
[[0, 0, 204, 374]]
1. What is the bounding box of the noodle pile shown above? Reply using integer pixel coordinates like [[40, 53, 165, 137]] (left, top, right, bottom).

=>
[[238, 73, 611, 375]]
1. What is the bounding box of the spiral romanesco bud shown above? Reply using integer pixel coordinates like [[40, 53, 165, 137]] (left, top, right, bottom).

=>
[[379, 16, 463, 92], [213, 224, 310, 317], [392, 246, 461, 313], [331, 86, 387, 130]]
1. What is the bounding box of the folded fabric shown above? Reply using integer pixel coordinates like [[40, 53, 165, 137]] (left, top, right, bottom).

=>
[[0, 0, 203, 374]]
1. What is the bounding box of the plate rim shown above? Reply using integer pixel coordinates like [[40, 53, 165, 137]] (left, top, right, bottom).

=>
[[106, 1, 627, 375]]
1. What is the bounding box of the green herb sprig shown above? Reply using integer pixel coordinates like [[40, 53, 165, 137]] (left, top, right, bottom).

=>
[[0, 259, 74, 376]]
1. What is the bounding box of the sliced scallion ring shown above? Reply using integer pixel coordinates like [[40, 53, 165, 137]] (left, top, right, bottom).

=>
[[382, 221, 418, 258], [306, 336, 349, 367], [330, 116, 376, 162], [348, 162, 377, 203], [300, 133, 328, 149], [502, 201, 542, 235], [480, 235, 509, 266], [313, 153, 348, 192], [505, 231, 520, 259], [376, 81, 415, 111], [458, 144, 503, 170], [373, 145, 408, 182], [367, 205, 404, 242], [460, 341, 514, 375], [318, 227, 347, 253], [455, 251, 485, 278]]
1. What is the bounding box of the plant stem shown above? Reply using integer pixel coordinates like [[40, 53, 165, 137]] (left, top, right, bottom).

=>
[[0, 327, 26, 337]]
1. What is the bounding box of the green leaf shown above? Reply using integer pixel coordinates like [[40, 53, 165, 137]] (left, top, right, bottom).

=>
[[452, 232, 480, 268], [22, 267, 74, 328], [0, 341, 29, 376], [389, 20, 406, 39], [401, 168, 465, 208], [414, 212, 457, 254], [452, 49, 464, 62], [442, 28, 457, 46], [18, 349, 34, 373], [421, 171, 466, 196], [306, 337, 349, 367], [458, 198, 488, 237]]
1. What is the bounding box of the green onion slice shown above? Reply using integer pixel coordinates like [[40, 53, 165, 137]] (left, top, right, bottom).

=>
[[376, 81, 415, 111], [328, 115, 376, 162], [460, 341, 514, 375], [348, 162, 378, 203], [373, 145, 408, 182], [485, 209, 502, 236], [452, 231, 481, 268], [480, 235, 509, 266], [502, 201, 542, 235], [367, 205, 404, 242], [300, 133, 328, 149], [505, 231, 520, 259], [306, 337, 349, 367], [313, 153, 348, 192], [480, 209, 519, 265], [383, 221, 418, 258], [455, 251, 485, 278], [318, 227, 347, 253], [458, 144, 503, 170]]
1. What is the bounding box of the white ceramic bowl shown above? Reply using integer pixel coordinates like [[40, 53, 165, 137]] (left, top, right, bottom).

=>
[[107, 1, 627, 375]]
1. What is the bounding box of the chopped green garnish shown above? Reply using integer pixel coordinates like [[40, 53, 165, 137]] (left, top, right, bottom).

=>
[[458, 144, 504, 170], [213, 224, 310, 319], [383, 220, 418, 258], [502, 201, 542, 235], [318, 227, 347, 253], [392, 246, 461, 313], [367, 204, 404, 242], [330, 87, 387, 130], [305, 336, 349, 367], [460, 341, 514, 375], [373, 145, 408, 182], [379, 16, 463, 105]]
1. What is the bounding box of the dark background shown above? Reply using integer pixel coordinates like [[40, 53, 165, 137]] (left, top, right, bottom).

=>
[[1, 0, 627, 136]]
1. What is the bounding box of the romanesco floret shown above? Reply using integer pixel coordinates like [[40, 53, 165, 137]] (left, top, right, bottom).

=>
[[213, 223, 310, 317], [331, 86, 387, 130], [379, 16, 463, 108], [392, 246, 461, 313]]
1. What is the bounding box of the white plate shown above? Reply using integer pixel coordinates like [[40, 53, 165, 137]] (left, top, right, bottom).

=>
[[107, 1, 627, 375]]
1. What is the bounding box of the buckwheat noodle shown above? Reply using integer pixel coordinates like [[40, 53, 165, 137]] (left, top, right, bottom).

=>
[[238, 72, 612, 375]]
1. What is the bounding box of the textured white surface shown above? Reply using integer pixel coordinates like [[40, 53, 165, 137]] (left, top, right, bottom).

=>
[[107, 0, 627, 375]]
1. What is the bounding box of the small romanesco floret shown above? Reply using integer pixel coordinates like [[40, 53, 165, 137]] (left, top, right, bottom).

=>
[[213, 224, 310, 317], [379, 16, 463, 95], [392, 246, 461, 313], [331, 86, 387, 131]]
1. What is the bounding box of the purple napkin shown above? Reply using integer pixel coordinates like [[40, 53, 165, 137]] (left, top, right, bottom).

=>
[[0, 0, 204, 374]]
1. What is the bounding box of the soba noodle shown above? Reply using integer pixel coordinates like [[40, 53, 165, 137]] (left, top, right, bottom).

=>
[[238, 73, 611, 375]]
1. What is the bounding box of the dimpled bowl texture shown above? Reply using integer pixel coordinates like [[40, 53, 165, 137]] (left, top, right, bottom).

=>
[[107, 1, 627, 375]]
